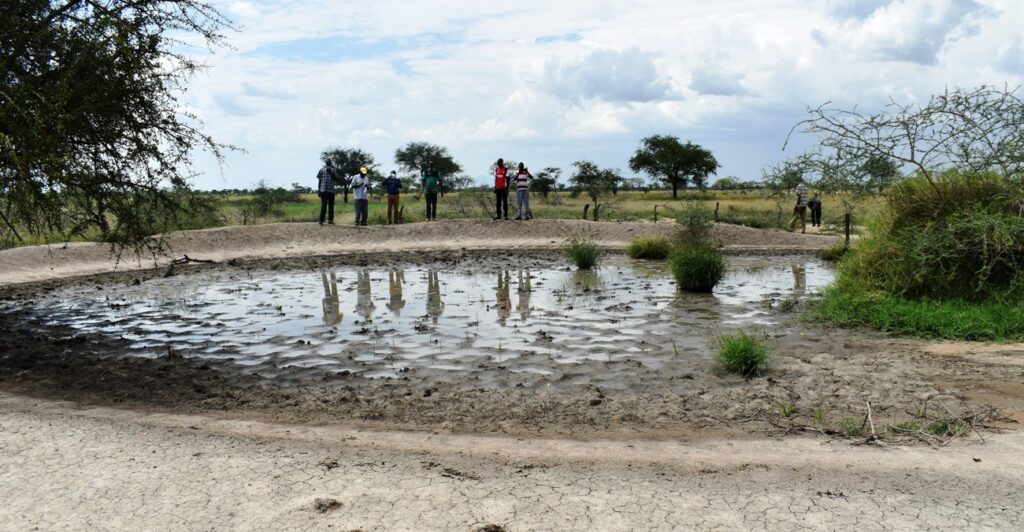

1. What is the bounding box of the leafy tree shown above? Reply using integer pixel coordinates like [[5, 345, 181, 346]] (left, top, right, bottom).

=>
[[629, 135, 720, 197], [394, 142, 462, 195], [321, 147, 375, 203], [532, 167, 560, 198], [0, 0, 233, 251], [442, 173, 475, 192], [712, 177, 741, 190], [570, 161, 621, 219], [860, 155, 901, 192]]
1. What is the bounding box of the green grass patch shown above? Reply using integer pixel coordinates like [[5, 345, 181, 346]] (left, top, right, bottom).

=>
[[714, 331, 769, 377], [626, 236, 672, 259], [669, 243, 726, 292], [819, 242, 848, 262], [564, 238, 602, 269], [810, 281, 1024, 341]]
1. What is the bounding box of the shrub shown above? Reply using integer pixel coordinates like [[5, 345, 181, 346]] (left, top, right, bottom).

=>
[[715, 331, 769, 377], [564, 238, 602, 269], [626, 236, 672, 259], [669, 243, 726, 292], [819, 242, 848, 262], [675, 201, 714, 243], [841, 172, 1024, 301]]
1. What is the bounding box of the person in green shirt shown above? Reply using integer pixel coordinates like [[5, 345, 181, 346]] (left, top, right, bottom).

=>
[[421, 166, 441, 221]]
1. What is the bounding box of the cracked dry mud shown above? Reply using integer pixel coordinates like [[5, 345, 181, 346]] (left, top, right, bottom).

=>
[[1, 220, 1023, 530]]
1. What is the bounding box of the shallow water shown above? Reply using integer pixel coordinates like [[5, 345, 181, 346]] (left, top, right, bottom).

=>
[[21, 256, 833, 387]]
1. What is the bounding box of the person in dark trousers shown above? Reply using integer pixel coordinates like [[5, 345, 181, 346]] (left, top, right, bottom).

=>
[[808, 193, 822, 227], [317, 160, 337, 225], [352, 165, 370, 226], [514, 162, 532, 220], [384, 170, 402, 224], [422, 166, 440, 221], [789, 182, 808, 233], [493, 158, 510, 220]]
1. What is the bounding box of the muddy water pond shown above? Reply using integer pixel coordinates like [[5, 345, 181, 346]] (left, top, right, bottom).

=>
[[21, 256, 833, 388]]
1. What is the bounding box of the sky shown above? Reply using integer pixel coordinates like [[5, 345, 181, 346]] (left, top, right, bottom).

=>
[[182, 0, 1024, 190]]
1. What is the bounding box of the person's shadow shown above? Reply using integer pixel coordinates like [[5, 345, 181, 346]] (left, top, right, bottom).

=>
[[321, 271, 341, 326]]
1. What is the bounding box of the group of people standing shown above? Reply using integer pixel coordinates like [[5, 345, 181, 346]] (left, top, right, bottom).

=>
[[790, 182, 824, 233], [316, 158, 536, 225]]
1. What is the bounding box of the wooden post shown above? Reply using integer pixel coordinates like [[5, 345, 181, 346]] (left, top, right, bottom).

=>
[[593, 204, 600, 221], [715, 202, 720, 222], [654, 205, 659, 223], [583, 204, 590, 220], [844, 213, 852, 246], [398, 205, 404, 224]]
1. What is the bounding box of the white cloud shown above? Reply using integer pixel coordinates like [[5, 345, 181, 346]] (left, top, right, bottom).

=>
[[179, 0, 1024, 189]]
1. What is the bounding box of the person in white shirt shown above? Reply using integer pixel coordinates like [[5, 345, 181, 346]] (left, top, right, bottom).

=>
[[352, 166, 371, 226]]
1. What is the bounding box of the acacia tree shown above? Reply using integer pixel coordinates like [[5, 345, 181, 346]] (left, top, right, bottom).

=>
[[629, 135, 719, 197], [394, 142, 462, 196], [321, 147, 375, 203], [789, 85, 1024, 197], [0, 0, 234, 251], [570, 161, 621, 220], [532, 167, 560, 198]]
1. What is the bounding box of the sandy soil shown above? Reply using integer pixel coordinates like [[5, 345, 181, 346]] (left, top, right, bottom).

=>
[[1, 220, 1022, 529], [0, 219, 838, 286]]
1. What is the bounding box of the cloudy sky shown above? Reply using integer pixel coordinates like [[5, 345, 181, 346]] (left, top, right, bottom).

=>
[[183, 0, 1024, 190]]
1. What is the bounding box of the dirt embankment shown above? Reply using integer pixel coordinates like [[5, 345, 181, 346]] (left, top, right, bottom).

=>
[[0, 219, 839, 286]]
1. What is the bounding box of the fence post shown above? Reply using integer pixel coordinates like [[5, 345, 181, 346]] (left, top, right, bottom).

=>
[[398, 205, 404, 224], [715, 202, 720, 222], [593, 204, 600, 221], [844, 213, 852, 246], [654, 205, 659, 223], [583, 204, 590, 220]]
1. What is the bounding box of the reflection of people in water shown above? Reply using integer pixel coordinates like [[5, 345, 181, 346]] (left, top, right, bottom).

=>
[[426, 270, 444, 323], [495, 270, 511, 324], [387, 270, 406, 316], [356, 270, 374, 322], [792, 263, 806, 296], [517, 269, 532, 320], [321, 271, 341, 326]]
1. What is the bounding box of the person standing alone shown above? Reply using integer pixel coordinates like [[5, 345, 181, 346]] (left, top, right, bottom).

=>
[[384, 170, 402, 224], [317, 159, 337, 225], [790, 182, 809, 233], [494, 158, 510, 220], [514, 163, 532, 220], [352, 166, 370, 226], [422, 166, 440, 221]]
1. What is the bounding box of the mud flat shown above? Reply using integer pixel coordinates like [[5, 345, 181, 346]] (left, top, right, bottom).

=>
[[1, 221, 1022, 529]]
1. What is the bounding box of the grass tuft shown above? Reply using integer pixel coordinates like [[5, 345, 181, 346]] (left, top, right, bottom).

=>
[[669, 243, 726, 292], [819, 242, 848, 262], [564, 238, 602, 269], [626, 236, 672, 259], [715, 331, 769, 377]]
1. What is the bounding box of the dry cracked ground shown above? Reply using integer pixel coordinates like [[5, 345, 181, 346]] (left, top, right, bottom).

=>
[[2, 220, 1023, 530]]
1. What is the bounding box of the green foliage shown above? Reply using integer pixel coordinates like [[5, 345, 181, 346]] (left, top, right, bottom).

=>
[[629, 135, 719, 196], [776, 400, 795, 417], [564, 238, 602, 269], [810, 282, 1024, 341], [532, 167, 560, 198], [718, 205, 781, 229], [0, 0, 233, 251], [394, 142, 463, 180], [675, 201, 715, 243], [842, 172, 1024, 301], [819, 242, 848, 262], [569, 161, 621, 207], [838, 417, 862, 437], [321, 147, 375, 201], [669, 243, 726, 292], [626, 236, 672, 259], [893, 421, 920, 431], [714, 331, 769, 377]]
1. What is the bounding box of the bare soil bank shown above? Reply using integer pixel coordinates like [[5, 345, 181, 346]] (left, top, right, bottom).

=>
[[0, 219, 838, 286]]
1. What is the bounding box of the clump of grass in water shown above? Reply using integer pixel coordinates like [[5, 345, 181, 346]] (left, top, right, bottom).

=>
[[669, 243, 726, 292], [714, 331, 769, 377], [626, 236, 672, 259], [564, 238, 601, 269], [819, 241, 847, 262]]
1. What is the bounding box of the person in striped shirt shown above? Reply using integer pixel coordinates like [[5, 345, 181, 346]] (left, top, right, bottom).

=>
[[514, 162, 532, 221], [317, 160, 337, 225]]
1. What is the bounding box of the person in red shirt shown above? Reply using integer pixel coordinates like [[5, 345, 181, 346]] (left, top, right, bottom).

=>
[[493, 158, 510, 220]]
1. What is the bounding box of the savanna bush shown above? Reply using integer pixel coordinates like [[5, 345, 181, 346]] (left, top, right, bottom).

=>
[[627, 236, 672, 259], [715, 331, 769, 377], [669, 243, 726, 292]]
